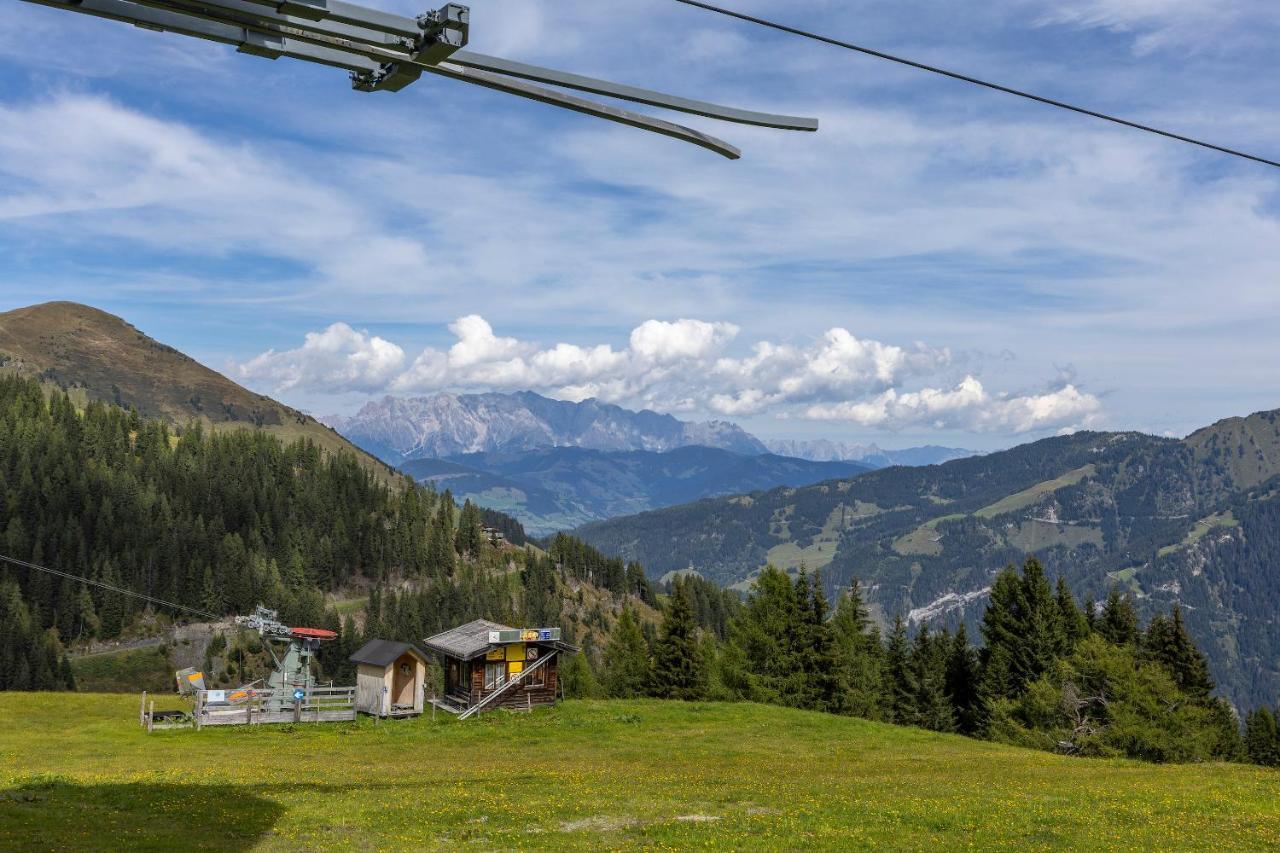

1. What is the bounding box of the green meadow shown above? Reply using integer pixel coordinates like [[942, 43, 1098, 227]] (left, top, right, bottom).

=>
[[1, 693, 1277, 850]]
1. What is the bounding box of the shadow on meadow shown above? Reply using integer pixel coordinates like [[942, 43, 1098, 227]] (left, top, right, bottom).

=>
[[0, 776, 286, 851]]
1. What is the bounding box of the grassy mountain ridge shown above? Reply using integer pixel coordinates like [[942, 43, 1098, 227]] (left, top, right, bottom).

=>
[[0, 301, 395, 483], [576, 414, 1280, 708]]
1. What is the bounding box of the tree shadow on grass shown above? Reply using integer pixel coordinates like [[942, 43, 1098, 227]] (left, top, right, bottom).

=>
[[0, 776, 286, 851]]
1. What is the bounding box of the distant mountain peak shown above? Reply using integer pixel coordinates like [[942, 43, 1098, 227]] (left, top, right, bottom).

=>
[[764, 438, 978, 468], [323, 391, 770, 462]]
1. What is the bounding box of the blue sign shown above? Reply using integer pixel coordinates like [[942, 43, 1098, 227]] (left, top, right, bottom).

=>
[[293, 688, 306, 701], [539, 629, 553, 641]]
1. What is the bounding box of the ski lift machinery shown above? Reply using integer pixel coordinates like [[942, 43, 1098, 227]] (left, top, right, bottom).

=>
[[236, 605, 338, 710], [18, 0, 819, 158]]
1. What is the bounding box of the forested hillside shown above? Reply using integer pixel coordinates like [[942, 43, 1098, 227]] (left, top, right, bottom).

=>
[[402, 446, 869, 535], [0, 301, 394, 483], [0, 376, 658, 690], [578, 416, 1280, 710]]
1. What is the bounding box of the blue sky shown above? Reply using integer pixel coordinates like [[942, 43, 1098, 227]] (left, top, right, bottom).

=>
[[1, 0, 1277, 450]]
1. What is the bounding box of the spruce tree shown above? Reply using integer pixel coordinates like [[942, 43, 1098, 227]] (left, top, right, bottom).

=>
[[884, 614, 914, 725], [1245, 707, 1280, 767], [603, 607, 651, 699], [650, 580, 706, 701], [831, 580, 886, 720], [945, 623, 981, 735], [910, 626, 956, 732], [1098, 588, 1140, 646]]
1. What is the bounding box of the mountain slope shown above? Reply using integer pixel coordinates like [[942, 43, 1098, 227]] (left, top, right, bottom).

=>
[[0, 301, 394, 482], [324, 391, 767, 463], [576, 412, 1280, 709], [402, 446, 871, 535]]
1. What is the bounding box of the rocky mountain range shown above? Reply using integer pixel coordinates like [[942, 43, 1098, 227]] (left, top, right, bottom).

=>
[[763, 439, 976, 468], [323, 392, 767, 463]]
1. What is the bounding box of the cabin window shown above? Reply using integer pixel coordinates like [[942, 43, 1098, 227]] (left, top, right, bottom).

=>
[[484, 662, 506, 690], [527, 665, 546, 688]]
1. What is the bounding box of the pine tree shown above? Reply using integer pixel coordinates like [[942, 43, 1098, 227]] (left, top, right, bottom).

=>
[[910, 626, 956, 732], [945, 623, 981, 735], [724, 565, 804, 706], [831, 580, 886, 720], [650, 580, 706, 701], [801, 573, 843, 713], [603, 607, 651, 699], [1245, 707, 1280, 767], [884, 614, 914, 725], [1098, 588, 1140, 646], [1055, 576, 1089, 647]]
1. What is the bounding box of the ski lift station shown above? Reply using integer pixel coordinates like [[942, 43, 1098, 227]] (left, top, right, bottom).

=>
[[350, 640, 430, 718], [424, 619, 578, 720]]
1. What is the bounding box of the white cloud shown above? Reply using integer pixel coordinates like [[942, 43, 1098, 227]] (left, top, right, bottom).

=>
[[235, 324, 405, 393], [1026, 0, 1267, 54], [805, 377, 1102, 433], [236, 317, 1100, 435], [630, 319, 739, 363]]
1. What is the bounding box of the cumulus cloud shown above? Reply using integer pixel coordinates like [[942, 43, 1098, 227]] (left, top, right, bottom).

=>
[[235, 324, 405, 393], [805, 377, 1102, 433], [236, 318, 1101, 435]]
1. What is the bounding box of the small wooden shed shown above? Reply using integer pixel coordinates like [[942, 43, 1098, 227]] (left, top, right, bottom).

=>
[[423, 619, 578, 718], [350, 640, 429, 718]]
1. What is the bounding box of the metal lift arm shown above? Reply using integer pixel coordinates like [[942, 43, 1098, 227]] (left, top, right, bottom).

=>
[[17, 0, 819, 158]]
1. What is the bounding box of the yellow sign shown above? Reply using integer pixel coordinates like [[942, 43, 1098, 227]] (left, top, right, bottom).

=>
[[508, 661, 524, 674], [187, 672, 204, 684], [505, 644, 526, 662], [486, 648, 505, 661]]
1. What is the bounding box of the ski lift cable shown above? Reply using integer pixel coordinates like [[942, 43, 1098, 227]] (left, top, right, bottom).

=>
[[672, 0, 1280, 171], [0, 552, 221, 622]]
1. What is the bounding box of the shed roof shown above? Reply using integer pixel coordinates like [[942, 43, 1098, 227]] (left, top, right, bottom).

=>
[[349, 639, 428, 668], [423, 619, 581, 661]]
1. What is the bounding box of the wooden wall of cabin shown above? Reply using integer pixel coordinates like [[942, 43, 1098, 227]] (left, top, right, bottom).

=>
[[466, 650, 560, 711]]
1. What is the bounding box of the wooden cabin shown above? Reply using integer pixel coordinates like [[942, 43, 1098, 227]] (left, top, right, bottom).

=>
[[350, 640, 429, 718], [423, 619, 578, 718]]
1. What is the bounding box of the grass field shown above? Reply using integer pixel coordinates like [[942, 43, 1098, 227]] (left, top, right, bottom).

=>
[[1, 694, 1278, 851]]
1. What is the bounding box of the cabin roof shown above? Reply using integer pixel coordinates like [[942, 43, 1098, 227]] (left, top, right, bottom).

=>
[[423, 619, 580, 661], [349, 639, 428, 668], [423, 619, 512, 660]]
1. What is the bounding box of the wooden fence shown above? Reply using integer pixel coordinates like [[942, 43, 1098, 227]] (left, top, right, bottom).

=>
[[141, 686, 357, 730], [194, 686, 357, 727]]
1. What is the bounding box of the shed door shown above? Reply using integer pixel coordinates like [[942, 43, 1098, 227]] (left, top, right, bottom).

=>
[[392, 654, 417, 706]]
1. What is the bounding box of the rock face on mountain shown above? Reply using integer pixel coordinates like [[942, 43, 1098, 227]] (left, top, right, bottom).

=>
[[324, 391, 768, 462], [764, 439, 977, 468], [0, 301, 392, 481], [577, 410, 1280, 710]]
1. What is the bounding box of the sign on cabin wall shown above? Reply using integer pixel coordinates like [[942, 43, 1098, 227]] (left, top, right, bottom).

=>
[[486, 648, 505, 662], [505, 644, 526, 663], [508, 661, 524, 675], [488, 628, 560, 643]]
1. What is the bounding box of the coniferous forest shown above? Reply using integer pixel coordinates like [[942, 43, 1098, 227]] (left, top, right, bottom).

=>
[[1, 375, 1278, 768]]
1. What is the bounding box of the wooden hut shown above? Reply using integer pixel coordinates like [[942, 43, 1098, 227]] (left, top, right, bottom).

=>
[[350, 640, 429, 718], [423, 619, 578, 718]]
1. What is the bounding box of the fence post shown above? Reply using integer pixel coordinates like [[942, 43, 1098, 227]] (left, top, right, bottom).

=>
[[140, 691, 147, 727], [293, 699, 302, 724], [148, 700, 155, 733], [194, 692, 202, 731]]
